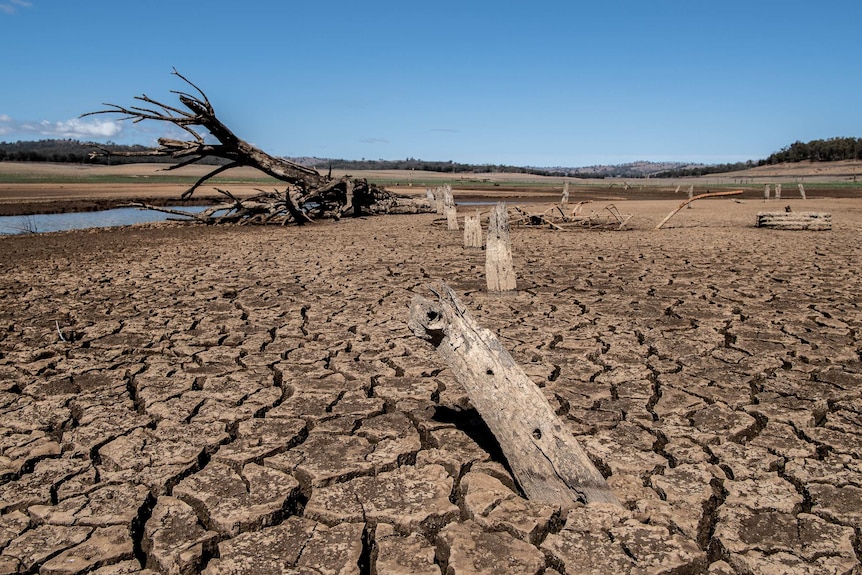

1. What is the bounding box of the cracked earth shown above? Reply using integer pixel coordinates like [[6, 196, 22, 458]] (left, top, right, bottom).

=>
[[1, 198, 861, 574]]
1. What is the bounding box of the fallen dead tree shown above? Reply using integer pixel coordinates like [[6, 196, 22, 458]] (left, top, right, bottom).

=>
[[409, 283, 618, 507], [82, 70, 431, 225]]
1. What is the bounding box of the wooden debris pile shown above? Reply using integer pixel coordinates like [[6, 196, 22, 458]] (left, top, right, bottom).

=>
[[757, 211, 832, 230], [511, 202, 633, 231]]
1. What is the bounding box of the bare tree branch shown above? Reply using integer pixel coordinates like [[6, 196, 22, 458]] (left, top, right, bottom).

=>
[[83, 71, 432, 224]]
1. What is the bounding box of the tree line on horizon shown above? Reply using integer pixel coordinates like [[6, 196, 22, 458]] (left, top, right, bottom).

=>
[[760, 137, 862, 164], [1, 137, 860, 177], [0, 139, 226, 166]]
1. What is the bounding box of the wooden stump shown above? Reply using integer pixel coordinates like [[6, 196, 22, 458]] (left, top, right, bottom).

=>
[[446, 205, 459, 231], [561, 181, 569, 205], [756, 212, 831, 230], [798, 183, 807, 200], [463, 212, 483, 248], [443, 185, 454, 209], [775, 183, 782, 200], [764, 184, 771, 200], [486, 203, 516, 292], [408, 283, 618, 506]]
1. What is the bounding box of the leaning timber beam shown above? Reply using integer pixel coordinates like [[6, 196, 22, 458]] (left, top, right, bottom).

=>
[[655, 190, 744, 230], [409, 283, 619, 507]]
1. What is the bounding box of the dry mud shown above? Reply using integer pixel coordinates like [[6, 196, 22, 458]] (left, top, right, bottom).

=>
[[0, 198, 861, 574]]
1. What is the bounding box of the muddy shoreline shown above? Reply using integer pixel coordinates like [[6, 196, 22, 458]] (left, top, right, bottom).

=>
[[1, 198, 861, 573]]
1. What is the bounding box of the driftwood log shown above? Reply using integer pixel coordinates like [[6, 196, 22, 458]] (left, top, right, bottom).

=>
[[409, 283, 618, 506], [757, 212, 832, 230], [82, 69, 430, 224]]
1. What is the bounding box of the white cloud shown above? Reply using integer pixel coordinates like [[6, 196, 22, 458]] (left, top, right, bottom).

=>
[[0, 0, 31, 14], [0, 115, 124, 140], [0, 114, 14, 135], [50, 118, 123, 138]]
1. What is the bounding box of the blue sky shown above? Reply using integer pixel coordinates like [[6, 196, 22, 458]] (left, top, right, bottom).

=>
[[1, 1, 860, 167]]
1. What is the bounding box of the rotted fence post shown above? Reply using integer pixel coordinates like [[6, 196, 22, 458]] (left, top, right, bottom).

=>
[[442, 185, 458, 230], [463, 212, 483, 248], [798, 183, 807, 200], [446, 205, 459, 231], [764, 184, 771, 200], [486, 202, 516, 292], [561, 181, 569, 205], [775, 183, 782, 200]]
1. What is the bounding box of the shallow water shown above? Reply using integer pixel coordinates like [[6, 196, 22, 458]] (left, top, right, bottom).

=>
[[0, 206, 209, 235]]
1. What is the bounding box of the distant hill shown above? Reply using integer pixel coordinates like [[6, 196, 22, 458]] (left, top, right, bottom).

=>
[[559, 161, 709, 178], [287, 158, 708, 179]]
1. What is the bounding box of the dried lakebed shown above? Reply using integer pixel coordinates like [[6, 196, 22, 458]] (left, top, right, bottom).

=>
[[0, 199, 860, 574]]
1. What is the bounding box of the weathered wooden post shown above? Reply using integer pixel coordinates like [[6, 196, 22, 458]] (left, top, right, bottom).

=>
[[775, 183, 782, 200], [435, 186, 445, 215], [686, 185, 694, 208], [674, 185, 681, 194], [441, 184, 457, 230], [485, 203, 516, 292], [446, 205, 459, 231], [798, 183, 807, 200], [764, 184, 771, 200], [443, 184, 454, 208], [561, 181, 569, 205], [425, 187, 435, 204], [463, 212, 483, 248], [409, 283, 618, 506]]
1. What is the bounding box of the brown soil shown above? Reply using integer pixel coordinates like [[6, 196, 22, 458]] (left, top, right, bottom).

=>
[[0, 196, 860, 573]]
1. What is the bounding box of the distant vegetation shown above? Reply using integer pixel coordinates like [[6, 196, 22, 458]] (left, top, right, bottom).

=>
[[2, 136, 860, 178], [0, 139, 226, 165], [650, 161, 755, 179], [759, 137, 862, 164]]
